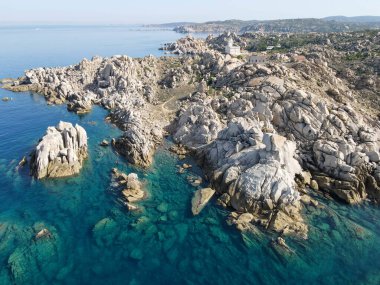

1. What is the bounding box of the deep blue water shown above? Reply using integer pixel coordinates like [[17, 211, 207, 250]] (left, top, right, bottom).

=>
[[0, 26, 379, 285], [0, 25, 181, 79]]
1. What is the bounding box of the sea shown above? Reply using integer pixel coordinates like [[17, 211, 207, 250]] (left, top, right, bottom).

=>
[[0, 25, 379, 285]]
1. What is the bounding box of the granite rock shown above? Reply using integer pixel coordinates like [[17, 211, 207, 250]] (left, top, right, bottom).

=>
[[30, 121, 88, 179]]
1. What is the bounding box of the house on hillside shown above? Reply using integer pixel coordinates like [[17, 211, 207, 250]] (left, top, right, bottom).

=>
[[267, 44, 281, 51], [249, 54, 268, 64], [225, 39, 241, 56]]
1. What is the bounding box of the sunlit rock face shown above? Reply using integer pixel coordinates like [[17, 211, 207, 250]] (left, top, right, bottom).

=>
[[30, 121, 88, 179]]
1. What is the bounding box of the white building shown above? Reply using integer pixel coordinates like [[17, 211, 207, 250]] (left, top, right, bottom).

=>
[[225, 39, 241, 56], [267, 44, 281, 51], [249, 55, 268, 64]]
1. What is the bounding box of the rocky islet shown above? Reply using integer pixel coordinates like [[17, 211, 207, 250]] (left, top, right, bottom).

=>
[[30, 121, 88, 179], [111, 168, 146, 210]]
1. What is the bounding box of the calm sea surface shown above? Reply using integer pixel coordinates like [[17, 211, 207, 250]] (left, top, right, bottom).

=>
[[0, 25, 379, 285]]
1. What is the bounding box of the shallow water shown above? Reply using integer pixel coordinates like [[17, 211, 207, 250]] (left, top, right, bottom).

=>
[[0, 26, 379, 285]]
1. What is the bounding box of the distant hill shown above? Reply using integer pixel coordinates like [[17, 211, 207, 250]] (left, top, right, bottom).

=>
[[240, 18, 372, 33], [153, 16, 380, 34], [324, 16, 380, 23]]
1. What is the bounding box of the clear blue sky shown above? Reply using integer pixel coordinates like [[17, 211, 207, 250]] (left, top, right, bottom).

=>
[[0, 0, 379, 24]]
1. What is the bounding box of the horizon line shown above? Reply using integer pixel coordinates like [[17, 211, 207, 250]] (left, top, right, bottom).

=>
[[0, 15, 379, 27]]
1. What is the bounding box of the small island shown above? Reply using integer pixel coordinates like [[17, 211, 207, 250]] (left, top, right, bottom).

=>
[[30, 121, 88, 179]]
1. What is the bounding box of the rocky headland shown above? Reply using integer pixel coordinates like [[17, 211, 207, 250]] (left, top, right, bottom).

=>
[[30, 121, 88, 179], [4, 30, 380, 240]]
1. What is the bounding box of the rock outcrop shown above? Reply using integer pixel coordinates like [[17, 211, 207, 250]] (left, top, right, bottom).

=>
[[173, 103, 308, 237], [160, 36, 210, 55], [111, 168, 145, 210], [30, 121, 88, 179], [191, 188, 216, 215], [110, 107, 163, 167]]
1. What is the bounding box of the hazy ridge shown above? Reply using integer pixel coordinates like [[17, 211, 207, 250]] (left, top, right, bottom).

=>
[[151, 16, 380, 33]]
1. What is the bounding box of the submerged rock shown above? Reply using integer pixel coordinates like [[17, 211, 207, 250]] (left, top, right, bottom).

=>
[[130, 248, 144, 260], [35, 228, 52, 240], [156, 202, 169, 213], [271, 236, 295, 255], [125, 202, 139, 211], [30, 121, 88, 179], [93, 218, 117, 234], [16, 156, 27, 170], [7, 224, 62, 284], [191, 188, 216, 215], [92, 217, 118, 247], [100, 139, 109, 147]]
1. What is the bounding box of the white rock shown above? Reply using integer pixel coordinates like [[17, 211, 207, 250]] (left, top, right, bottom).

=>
[[191, 188, 216, 215], [31, 121, 88, 179]]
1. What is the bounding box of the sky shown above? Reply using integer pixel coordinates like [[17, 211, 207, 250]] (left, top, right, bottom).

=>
[[0, 0, 379, 25]]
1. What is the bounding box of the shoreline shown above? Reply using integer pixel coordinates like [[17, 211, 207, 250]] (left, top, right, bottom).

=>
[[2, 31, 379, 244]]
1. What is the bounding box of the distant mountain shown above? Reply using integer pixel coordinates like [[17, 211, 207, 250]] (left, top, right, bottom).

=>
[[324, 16, 380, 23]]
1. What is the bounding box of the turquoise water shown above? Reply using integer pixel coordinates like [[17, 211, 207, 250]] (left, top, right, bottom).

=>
[[0, 26, 379, 285]]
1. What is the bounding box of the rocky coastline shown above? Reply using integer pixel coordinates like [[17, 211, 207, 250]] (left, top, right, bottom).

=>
[[3, 31, 380, 240]]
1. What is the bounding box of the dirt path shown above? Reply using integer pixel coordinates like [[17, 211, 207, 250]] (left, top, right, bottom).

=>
[[149, 84, 196, 124]]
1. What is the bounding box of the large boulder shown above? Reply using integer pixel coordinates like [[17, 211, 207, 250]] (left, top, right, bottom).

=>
[[230, 160, 300, 212], [191, 188, 216, 215], [30, 121, 88, 179], [173, 104, 224, 148]]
